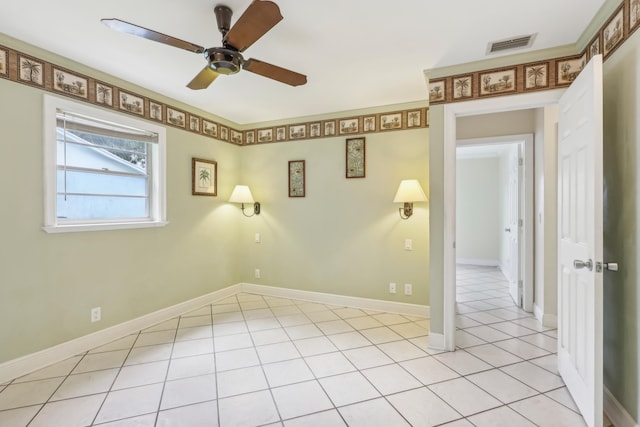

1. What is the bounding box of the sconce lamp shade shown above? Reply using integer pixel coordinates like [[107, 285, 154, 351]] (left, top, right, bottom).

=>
[[229, 185, 255, 204], [229, 185, 260, 217], [393, 180, 427, 203]]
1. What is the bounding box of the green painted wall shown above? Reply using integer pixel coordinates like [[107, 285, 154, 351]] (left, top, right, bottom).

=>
[[602, 27, 640, 421], [237, 128, 430, 304]]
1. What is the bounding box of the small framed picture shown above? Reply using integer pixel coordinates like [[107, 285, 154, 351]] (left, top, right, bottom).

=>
[[346, 137, 365, 179], [192, 158, 217, 196], [363, 116, 376, 132], [603, 7, 625, 57], [288, 160, 305, 197], [119, 90, 144, 116], [149, 101, 163, 121], [309, 122, 321, 138], [52, 67, 88, 99], [588, 36, 601, 60], [429, 80, 446, 103], [632, 0, 640, 33], [246, 130, 255, 144], [323, 120, 336, 136], [203, 120, 218, 137], [380, 112, 402, 130], [18, 54, 44, 86], [289, 124, 306, 139], [479, 68, 517, 96], [276, 126, 287, 141], [556, 55, 586, 86], [407, 110, 422, 127], [220, 126, 229, 141], [167, 107, 186, 128], [231, 129, 243, 144], [95, 82, 114, 107], [0, 48, 7, 77], [524, 62, 549, 89], [188, 115, 200, 133], [258, 128, 273, 143], [339, 117, 359, 135], [452, 75, 472, 100]]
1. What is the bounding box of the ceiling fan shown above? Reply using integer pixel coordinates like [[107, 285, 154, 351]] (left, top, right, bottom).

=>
[[101, 1, 307, 90]]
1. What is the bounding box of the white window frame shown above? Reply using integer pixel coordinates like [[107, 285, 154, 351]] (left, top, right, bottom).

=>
[[43, 94, 168, 233]]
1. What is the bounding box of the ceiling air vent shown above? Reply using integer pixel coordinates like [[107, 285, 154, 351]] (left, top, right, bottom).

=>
[[487, 34, 536, 54]]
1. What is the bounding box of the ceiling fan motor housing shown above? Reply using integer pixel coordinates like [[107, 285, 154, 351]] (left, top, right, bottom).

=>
[[205, 47, 243, 75]]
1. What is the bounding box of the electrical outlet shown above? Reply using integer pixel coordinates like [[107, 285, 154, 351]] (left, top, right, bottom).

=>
[[255, 268, 261, 279], [91, 307, 101, 322], [404, 284, 413, 296], [389, 282, 397, 294], [404, 239, 413, 251]]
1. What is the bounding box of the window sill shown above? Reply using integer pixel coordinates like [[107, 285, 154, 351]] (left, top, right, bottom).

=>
[[42, 221, 169, 234]]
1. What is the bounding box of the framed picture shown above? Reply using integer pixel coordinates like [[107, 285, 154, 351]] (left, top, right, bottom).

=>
[[258, 128, 273, 143], [18, 55, 44, 86], [479, 68, 516, 96], [309, 122, 321, 138], [149, 101, 163, 121], [323, 120, 336, 136], [119, 90, 144, 116], [429, 80, 446, 103], [380, 112, 402, 130], [588, 36, 601, 60], [289, 124, 306, 139], [220, 126, 229, 141], [363, 116, 376, 132], [288, 160, 305, 197], [557, 55, 586, 86], [346, 137, 365, 179], [632, 0, 640, 33], [339, 117, 359, 134], [0, 48, 7, 77], [276, 126, 286, 141], [246, 130, 255, 144], [95, 82, 113, 107], [452, 75, 472, 100], [231, 129, 243, 144], [524, 62, 549, 89], [188, 115, 200, 133], [603, 7, 624, 57], [167, 107, 186, 128], [52, 67, 88, 99], [192, 158, 217, 196], [203, 120, 218, 137], [407, 110, 422, 127]]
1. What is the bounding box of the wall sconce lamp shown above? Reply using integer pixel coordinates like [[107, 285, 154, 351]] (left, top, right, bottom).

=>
[[393, 179, 428, 220], [229, 185, 261, 217]]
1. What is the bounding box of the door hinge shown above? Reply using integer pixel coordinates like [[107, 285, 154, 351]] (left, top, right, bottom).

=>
[[518, 279, 523, 289], [518, 158, 524, 166], [519, 219, 523, 227]]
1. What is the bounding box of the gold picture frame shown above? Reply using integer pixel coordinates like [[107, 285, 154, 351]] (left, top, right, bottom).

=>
[[192, 158, 217, 196]]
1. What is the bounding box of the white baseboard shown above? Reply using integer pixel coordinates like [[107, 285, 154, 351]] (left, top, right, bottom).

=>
[[605, 387, 639, 427], [533, 303, 558, 328], [428, 333, 445, 350], [0, 283, 429, 384], [240, 283, 429, 318], [0, 284, 242, 384], [456, 258, 500, 267]]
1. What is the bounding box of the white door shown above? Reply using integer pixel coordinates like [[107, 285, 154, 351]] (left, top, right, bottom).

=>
[[557, 54, 603, 427], [507, 145, 521, 305]]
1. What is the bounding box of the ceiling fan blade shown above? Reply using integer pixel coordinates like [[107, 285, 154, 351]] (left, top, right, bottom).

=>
[[101, 19, 205, 54], [187, 66, 220, 90], [244, 58, 307, 86], [225, 1, 283, 52]]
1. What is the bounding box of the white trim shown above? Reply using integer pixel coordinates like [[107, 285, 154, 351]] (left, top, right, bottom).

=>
[[42, 220, 169, 233], [456, 258, 500, 267], [442, 90, 566, 352], [604, 387, 640, 427], [533, 303, 558, 328], [0, 283, 428, 384], [428, 333, 445, 350], [0, 284, 241, 384], [240, 283, 429, 318]]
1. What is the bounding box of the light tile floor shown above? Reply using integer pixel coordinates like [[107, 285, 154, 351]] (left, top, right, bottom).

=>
[[0, 265, 614, 426]]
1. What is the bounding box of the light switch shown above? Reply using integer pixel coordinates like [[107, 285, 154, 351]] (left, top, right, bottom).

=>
[[404, 239, 413, 251], [255, 233, 261, 243]]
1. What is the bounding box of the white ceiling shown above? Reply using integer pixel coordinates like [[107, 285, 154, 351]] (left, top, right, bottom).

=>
[[1, 0, 605, 125]]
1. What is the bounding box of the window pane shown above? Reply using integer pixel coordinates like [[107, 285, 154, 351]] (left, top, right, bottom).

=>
[[56, 169, 148, 197], [56, 194, 148, 220]]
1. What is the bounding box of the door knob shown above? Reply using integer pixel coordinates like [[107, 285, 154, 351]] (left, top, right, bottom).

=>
[[596, 262, 619, 272], [573, 259, 593, 271], [505, 228, 511, 232]]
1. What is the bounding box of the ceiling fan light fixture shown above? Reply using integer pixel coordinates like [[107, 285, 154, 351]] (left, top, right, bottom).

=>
[[206, 47, 242, 75]]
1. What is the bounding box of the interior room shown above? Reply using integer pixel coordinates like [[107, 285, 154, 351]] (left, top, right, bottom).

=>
[[1, 0, 639, 426]]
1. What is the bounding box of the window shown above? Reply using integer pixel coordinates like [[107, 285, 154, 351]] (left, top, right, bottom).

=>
[[43, 95, 167, 233]]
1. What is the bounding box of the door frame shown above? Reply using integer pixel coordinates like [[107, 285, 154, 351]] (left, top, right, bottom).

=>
[[442, 89, 565, 351], [456, 134, 534, 312]]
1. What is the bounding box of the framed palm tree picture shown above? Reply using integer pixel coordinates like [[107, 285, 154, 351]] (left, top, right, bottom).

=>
[[192, 158, 217, 196], [453, 75, 472, 100], [18, 55, 44, 87], [524, 63, 549, 89]]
